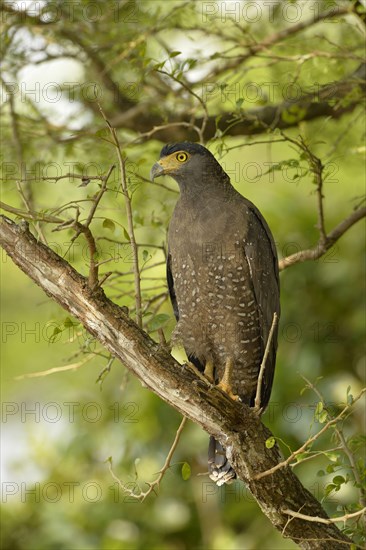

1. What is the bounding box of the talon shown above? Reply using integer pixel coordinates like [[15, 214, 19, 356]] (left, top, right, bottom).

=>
[[204, 360, 214, 383], [217, 381, 240, 401], [253, 405, 263, 416]]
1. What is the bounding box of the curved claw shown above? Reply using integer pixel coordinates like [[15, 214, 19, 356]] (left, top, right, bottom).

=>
[[216, 381, 241, 401], [216, 357, 241, 401]]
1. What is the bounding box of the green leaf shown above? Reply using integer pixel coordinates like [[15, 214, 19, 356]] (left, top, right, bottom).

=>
[[325, 483, 336, 497], [63, 317, 77, 328], [169, 51, 181, 58], [181, 462, 191, 481], [315, 401, 323, 414], [102, 218, 115, 232], [133, 212, 144, 226], [152, 61, 166, 71], [142, 249, 149, 262], [315, 401, 327, 423], [123, 227, 130, 242], [49, 326, 62, 343], [318, 410, 328, 423], [94, 129, 114, 144], [281, 105, 307, 123], [325, 452, 338, 462], [146, 313, 170, 332], [265, 436, 275, 449], [295, 452, 308, 462], [333, 475, 345, 486]]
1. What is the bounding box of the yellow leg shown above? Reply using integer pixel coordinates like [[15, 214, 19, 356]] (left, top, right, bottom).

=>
[[217, 357, 240, 401], [204, 360, 214, 383]]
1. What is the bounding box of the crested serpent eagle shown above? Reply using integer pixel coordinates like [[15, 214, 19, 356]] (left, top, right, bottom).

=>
[[151, 142, 280, 485]]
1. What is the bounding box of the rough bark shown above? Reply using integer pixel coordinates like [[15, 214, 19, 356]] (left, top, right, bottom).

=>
[[0, 215, 353, 549]]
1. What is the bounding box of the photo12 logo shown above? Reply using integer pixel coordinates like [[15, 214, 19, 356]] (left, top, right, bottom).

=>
[[2, 401, 139, 424], [201, 1, 342, 24]]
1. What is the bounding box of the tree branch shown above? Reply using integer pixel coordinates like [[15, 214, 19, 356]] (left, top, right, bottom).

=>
[[282, 507, 366, 526], [108, 416, 188, 502], [253, 388, 366, 481], [109, 63, 366, 142], [98, 106, 142, 327], [205, 5, 353, 78], [254, 312, 278, 412], [2, 3, 364, 144], [0, 214, 353, 549], [279, 206, 366, 270]]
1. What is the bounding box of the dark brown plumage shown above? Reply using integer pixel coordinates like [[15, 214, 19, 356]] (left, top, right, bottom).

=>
[[151, 142, 280, 484]]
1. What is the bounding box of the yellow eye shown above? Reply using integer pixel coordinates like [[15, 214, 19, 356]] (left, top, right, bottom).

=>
[[176, 152, 188, 162]]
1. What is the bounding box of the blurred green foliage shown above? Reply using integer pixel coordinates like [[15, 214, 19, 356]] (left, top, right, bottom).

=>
[[1, 1, 365, 548]]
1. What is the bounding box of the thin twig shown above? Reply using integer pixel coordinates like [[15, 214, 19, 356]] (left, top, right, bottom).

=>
[[254, 312, 278, 412], [14, 355, 94, 380], [76, 223, 99, 289], [290, 447, 344, 468], [156, 69, 209, 143], [253, 388, 366, 480], [96, 271, 113, 288], [205, 5, 352, 79], [0, 75, 48, 243], [85, 164, 115, 229], [98, 104, 142, 328], [157, 328, 168, 348], [336, 427, 366, 509], [51, 165, 115, 282], [53, 218, 99, 289], [150, 179, 178, 194], [279, 206, 366, 270], [0, 201, 64, 223], [96, 356, 115, 386], [282, 507, 366, 525], [223, 139, 287, 152], [300, 137, 327, 243], [301, 376, 366, 509], [0, 173, 108, 183], [97, 236, 165, 250], [108, 416, 188, 501], [129, 121, 201, 146]]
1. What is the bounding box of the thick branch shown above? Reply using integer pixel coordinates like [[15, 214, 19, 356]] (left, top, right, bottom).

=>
[[109, 63, 366, 142], [0, 215, 353, 549]]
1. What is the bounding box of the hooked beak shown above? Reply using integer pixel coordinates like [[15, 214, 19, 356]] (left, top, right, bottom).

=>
[[150, 162, 165, 180]]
